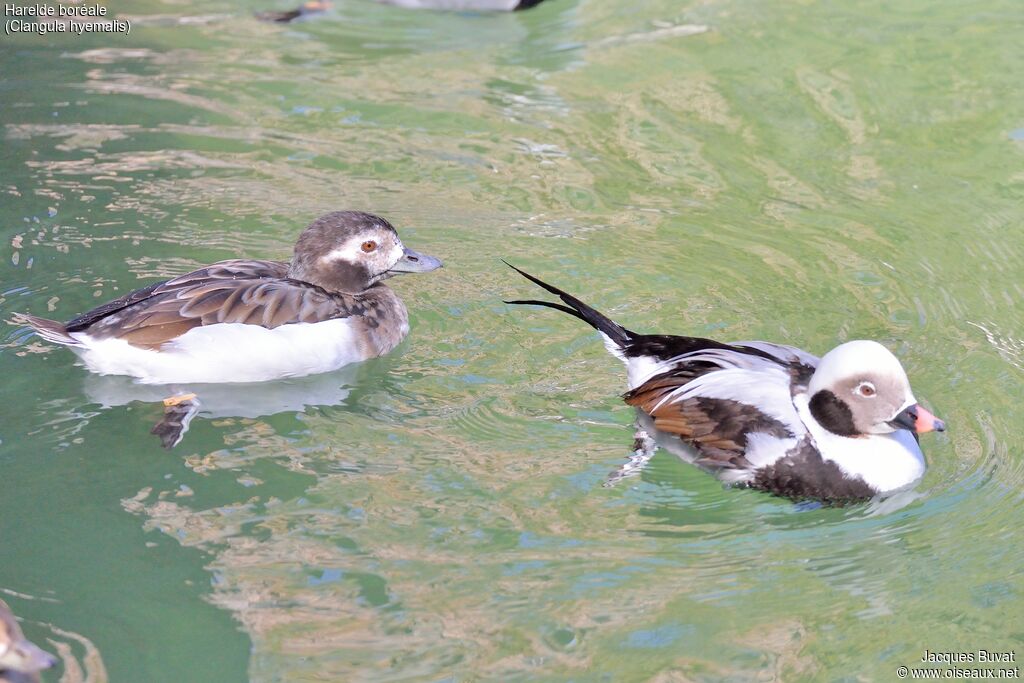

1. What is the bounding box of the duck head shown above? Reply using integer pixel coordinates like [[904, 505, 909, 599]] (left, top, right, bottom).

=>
[[0, 602, 56, 675], [807, 340, 945, 437], [288, 211, 442, 294]]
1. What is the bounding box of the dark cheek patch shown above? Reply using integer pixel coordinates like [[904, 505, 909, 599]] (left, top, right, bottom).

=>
[[809, 390, 858, 436], [317, 261, 372, 294]]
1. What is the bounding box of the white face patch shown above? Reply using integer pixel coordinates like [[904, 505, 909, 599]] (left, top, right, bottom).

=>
[[320, 231, 404, 274], [388, 240, 404, 264], [322, 232, 382, 263]]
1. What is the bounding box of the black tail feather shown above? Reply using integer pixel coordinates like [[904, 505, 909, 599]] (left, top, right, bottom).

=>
[[503, 261, 633, 348], [503, 299, 585, 321]]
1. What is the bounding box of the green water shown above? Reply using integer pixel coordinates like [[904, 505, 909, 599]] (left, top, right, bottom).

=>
[[2, 0, 1023, 680]]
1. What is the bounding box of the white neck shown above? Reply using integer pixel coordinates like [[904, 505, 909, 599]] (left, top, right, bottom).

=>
[[794, 393, 926, 494]]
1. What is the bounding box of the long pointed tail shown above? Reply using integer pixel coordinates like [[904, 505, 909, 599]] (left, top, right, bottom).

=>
[[503, 261, 634, 350], [12, 313, 82, 346]]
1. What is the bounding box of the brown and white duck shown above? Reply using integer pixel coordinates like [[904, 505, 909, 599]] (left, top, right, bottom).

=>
[[506, 264, 946, 504], [16, 211, 441, 386]]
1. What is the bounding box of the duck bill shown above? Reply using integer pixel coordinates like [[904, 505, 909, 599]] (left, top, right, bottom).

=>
[[889, 403, 946, 434], [388, 247, 442, 274]]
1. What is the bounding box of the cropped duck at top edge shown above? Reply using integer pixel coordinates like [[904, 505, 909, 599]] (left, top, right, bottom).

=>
[[504, 262, 945, 505], [15, 211, 442, 386], [255, 0, 547, 22]]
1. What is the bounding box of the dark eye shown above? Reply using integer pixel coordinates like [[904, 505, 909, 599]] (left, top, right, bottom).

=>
[[361, 241, 377, 253], [857, 382, 876, 397]]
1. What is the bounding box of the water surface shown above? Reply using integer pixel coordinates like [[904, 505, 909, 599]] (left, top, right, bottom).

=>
[[2, 0, 1023, 680]]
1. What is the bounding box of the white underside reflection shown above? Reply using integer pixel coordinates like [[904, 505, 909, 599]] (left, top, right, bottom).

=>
[[81, 365, 364, 447], [82, 365, 362, 419]]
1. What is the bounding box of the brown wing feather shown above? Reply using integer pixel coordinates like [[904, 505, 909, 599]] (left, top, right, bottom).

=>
[[178, 287, 234, 318], [625, 371, 793, 471], [119, 320, 198, 347], [66, 260, 288, 332], [72, 260, 358, 350]]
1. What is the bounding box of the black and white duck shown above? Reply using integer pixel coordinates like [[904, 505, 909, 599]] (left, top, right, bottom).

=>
[[506, 264, 945, 504]]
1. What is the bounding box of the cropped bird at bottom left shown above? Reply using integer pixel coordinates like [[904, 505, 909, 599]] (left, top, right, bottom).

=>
[[0, 601, 55, 683]]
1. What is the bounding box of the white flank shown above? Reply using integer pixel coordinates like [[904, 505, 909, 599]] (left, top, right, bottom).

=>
[[742, 432, 800, 470], [625, 355, 668, 388], [70, 319, 370, 385], [793, 393, 926, 493]]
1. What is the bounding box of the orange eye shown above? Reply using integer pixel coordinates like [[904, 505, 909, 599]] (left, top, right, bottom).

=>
[[858, 382, 876, 397], [361, 241, 377, 252]]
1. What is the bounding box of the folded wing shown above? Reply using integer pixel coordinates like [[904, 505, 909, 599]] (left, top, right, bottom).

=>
[[623, 341, 815, 471], [68, 260, 358, 349]]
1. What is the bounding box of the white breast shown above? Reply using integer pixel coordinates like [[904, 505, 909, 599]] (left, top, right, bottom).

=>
[[71, 319, 370, 385], [794, 394, 926, 493]]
